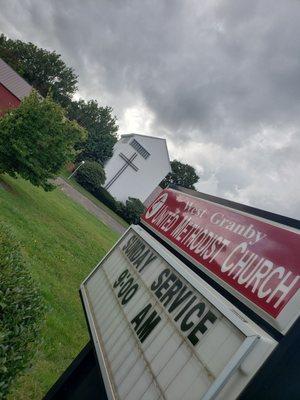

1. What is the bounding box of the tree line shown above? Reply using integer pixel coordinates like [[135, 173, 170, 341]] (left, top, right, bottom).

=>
[[0, 33, 199, 191]]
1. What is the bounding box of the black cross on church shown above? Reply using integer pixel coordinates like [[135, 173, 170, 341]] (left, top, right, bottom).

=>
[[104, 152, 139, 190]]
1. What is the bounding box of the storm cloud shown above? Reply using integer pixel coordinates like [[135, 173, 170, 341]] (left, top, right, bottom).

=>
[[0, 0, 299, 218]]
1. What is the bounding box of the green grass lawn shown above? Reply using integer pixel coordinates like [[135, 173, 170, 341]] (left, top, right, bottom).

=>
[[0, 175, 120, 400], [60, 168, 129, 228]]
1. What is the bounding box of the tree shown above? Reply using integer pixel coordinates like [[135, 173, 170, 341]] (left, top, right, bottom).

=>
[[119, 197, 146, 224], [0, 91, 86, 190], [0, 34, 77, 107], [160, 160, 199, 189], [67, 99, 118, 164], [75, 161, 106, 193], [0, 34, 119, 164]]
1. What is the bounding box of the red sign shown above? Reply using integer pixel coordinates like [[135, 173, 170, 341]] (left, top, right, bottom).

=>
[[141, 189, 300, 324]]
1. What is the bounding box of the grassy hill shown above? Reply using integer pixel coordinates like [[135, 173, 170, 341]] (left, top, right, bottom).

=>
[[0, 175, 119, 400]]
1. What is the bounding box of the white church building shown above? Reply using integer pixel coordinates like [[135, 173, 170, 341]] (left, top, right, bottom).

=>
[[103, 133, 171, 203]]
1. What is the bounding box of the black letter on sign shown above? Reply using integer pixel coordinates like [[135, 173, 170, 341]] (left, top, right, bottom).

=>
[[131, 303, 161, 343], [181, 302, 205, 332], [151, 269, 170, 292], [122, 235, 137, 252], [188, 310, 217, 346]]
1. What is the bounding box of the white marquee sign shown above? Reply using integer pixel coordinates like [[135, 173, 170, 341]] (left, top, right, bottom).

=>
[[81, 226, 276, 400]]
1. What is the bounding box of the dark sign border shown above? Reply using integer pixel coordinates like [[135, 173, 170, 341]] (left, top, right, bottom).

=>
[[175, 186, 300, 230], [140, 185, 300, 340]]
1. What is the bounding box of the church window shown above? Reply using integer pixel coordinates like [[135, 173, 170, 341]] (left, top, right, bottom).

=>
[[130, 139, 150, 159]]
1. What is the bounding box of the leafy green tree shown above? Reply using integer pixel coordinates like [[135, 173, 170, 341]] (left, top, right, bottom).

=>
[[119, 197, 146, 224], [0, 91, 86, 190], [67, 99, 118, 164], [75, 161, 106, 193], [0, 34, 119, 164], [0, 34, 77, 107], [160, 160, 199, 189]]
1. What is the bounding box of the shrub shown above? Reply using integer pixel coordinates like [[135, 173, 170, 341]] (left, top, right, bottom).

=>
[[0, 223, 45, 398], [95, 186, 119, 212], [74, 175, 145, 225], [75, 161, 106, 193], [115, 201, 127, 217], [92, 190, 145, 225], [120, 197, 146, 224]]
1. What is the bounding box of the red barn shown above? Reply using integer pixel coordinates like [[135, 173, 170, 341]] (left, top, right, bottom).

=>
[[0, 58, 32, 115]]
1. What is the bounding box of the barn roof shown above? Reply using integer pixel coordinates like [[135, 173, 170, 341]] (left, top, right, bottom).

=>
[[0, 58, 32, 100]]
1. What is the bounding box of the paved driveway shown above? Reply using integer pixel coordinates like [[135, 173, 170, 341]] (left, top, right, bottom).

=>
[[55, 177, 126, 235]]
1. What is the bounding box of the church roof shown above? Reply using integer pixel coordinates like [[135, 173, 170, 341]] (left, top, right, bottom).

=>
[[121, 133, 167, 142], [0, 58, 32, 100], [120, 133, 171, 165]]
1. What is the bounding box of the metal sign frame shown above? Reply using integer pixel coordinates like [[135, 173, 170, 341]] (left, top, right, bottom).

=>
[[81, 225, 276, 400], [141, 188, 300, 334]]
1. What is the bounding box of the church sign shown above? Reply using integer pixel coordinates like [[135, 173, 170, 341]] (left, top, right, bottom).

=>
[[141, 189, 300, 334], [80, 226, 276, 400]]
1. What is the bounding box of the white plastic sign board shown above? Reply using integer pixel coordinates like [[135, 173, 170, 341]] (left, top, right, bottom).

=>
[[81, 226, 276, 400]]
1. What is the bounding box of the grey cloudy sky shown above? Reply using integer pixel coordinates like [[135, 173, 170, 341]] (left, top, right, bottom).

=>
[[1, 0, 299, 218]]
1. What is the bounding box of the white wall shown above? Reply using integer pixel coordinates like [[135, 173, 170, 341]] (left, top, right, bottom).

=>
[[104, 134, 171, 203]]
